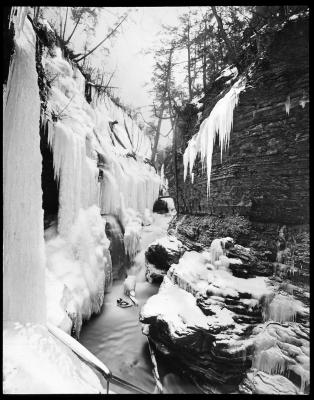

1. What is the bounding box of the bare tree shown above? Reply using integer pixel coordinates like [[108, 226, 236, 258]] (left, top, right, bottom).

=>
[[74, 14, 128, 62]]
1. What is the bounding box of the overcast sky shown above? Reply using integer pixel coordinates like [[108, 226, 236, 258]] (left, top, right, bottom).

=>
[[87, 6, 194, 148], [46, 6, 203, 148]]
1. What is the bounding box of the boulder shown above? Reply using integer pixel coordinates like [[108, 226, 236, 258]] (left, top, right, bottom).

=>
[[227, 244, 274, 278], [145, 236, 186, 283]]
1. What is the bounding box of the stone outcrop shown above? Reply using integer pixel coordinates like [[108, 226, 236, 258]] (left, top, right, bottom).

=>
[[145, 235, 186, 283], [140, 239, 309, 394]]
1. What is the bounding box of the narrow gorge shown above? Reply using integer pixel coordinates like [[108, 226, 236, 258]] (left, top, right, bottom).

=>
[[3, 6, 309, 395]]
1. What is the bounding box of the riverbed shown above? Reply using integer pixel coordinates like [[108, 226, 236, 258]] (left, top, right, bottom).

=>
[[79, 213, 201, 394]]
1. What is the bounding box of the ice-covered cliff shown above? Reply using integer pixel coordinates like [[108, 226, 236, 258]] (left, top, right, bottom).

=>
[[3, 6, 160, 394]]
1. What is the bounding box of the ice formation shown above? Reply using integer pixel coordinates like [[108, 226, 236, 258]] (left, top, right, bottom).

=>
[[3, 322, 104, 394], [3, 9, 46, 324], [45, 206, 112, 336], [120, 207, 142, 261], [252, 322, 310, 393], [209, 237, 234, 263], [262, 293, 305, 323], [3, 7, 161, 394], [242, 371, 300, 395], [183, 77, 246, 195], [40, 39, 161, 327], [285, 95, 291, 115], [42, 44, 160, 238], [160, 164, 169, 195]]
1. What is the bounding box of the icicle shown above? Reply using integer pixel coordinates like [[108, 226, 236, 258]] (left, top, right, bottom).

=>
[[285, 95, 291, 115], [299, 91, 309, 109], [183, 77, 246, 195], [263, 294, 303, 323]]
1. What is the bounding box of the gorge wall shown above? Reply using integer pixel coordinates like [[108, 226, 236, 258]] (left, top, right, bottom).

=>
[[166, 16, 309, 249]]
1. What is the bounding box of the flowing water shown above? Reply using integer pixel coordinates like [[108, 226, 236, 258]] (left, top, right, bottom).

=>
[[79, 213, 201, 394]]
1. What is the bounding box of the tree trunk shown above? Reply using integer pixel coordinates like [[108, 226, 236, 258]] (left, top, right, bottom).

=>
[[172, 114, 180, 213], [64, 12, 83, 45], [166, 48, 175, 129], [187, 20, 192, 101], [151, 47, 174, 164], [75, 15, 127, 62], [202, 20, 207, 91], [150, 99, 165, 164], [211, 6, 238, 66], [62, 7, 68, 41]]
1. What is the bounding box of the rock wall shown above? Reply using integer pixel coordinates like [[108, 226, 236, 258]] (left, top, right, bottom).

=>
[[166, 17, 309, 227]]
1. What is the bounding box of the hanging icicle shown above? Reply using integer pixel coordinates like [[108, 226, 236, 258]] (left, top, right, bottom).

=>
[[285, 95, 291, 115], [183, 76, 246, 196]]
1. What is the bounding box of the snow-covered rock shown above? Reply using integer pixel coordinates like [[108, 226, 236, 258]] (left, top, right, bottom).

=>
[[140, 240, 309, 393], [145, 235, 185, 283]]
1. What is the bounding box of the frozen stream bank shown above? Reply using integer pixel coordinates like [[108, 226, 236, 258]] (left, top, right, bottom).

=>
[[79, 213, 201, 394]]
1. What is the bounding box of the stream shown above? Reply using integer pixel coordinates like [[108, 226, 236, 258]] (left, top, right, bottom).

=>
[[79, 213, 201, 394]]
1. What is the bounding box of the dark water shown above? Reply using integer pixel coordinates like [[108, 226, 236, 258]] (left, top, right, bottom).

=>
[[79, 277, 201, 394], [79, 215, 201, 394], [79, 279, 158, 394]]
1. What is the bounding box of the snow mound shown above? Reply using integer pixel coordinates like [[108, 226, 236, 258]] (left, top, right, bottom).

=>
[[3, 322, 104, 394]]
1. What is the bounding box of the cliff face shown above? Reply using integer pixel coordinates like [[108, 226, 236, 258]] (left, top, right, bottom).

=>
[[166, 17, 309, 227]]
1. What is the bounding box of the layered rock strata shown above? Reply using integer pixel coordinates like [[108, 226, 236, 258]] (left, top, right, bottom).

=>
[[140, 239, 309, 394]]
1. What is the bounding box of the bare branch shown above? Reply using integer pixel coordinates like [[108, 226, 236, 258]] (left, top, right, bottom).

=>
[[64, 10, 83, 45], [75, 15, 128, 62], [62, 7, 69, 41]]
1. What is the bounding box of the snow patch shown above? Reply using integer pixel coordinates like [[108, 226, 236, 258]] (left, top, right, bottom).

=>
[[3, 322, 104, 394]]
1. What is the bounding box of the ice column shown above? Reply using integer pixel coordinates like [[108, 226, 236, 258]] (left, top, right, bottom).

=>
[[3, 10, 46, 324]]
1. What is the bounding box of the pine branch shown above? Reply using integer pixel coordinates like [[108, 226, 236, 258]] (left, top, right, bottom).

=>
[[75, 15, 128, 62]]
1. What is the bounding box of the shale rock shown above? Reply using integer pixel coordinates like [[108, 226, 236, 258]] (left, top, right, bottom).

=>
[[227, 244, 274, 278], [145, 235, 185, 283], [141, 244, 309, 394]]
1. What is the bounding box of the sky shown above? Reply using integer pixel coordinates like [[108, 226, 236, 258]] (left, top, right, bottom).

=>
[[83, 6, 192, 148], [44, 6, 204, 148]]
